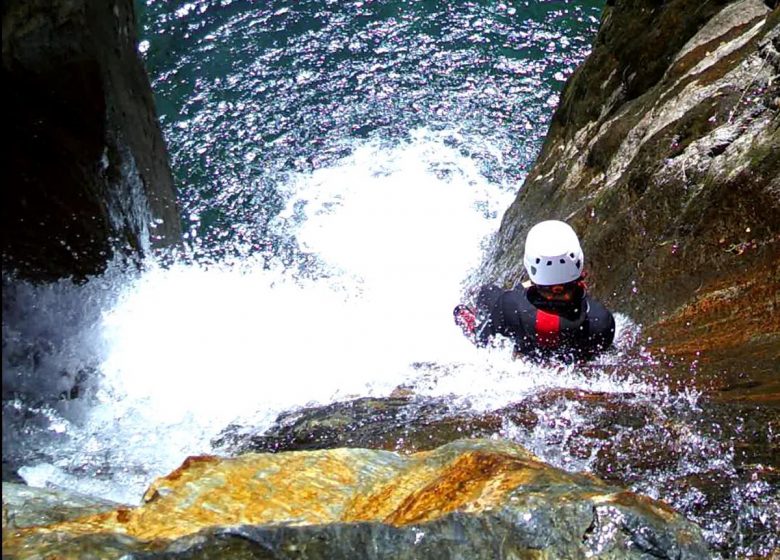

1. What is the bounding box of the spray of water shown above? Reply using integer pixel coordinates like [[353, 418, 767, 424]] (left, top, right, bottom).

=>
[[9, 132, 645, 502], [10, 130, 512, 501], [5, 130, 776, 557]]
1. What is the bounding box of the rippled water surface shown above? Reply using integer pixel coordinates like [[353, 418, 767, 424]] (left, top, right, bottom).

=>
[[3, 1, 778, 558], [138, 0, 599, 259]]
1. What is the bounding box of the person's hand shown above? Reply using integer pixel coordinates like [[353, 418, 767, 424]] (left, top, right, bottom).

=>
[[453, 305, 477, 339]]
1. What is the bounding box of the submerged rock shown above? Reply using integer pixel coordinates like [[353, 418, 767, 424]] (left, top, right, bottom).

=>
[[2, 439, 710, 559], [212, 396, 504, 455]]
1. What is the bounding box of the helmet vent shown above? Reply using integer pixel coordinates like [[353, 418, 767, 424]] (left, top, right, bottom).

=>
[[570, 253, 575, 258], [531, 266, 537, 275], [546, 260, 552, 266], [559, 258, 565, 264], [535, 258, 540, 264], [576, 260, 581, 269]]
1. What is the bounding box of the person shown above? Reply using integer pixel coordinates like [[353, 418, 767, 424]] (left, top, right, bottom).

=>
[[454, 220, 615, 362]]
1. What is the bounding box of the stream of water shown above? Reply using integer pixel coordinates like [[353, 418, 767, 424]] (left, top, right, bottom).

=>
[[2, 1, 777, 557]]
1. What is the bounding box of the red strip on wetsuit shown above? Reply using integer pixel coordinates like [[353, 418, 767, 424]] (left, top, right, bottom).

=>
[[535, 309, 560, 348]]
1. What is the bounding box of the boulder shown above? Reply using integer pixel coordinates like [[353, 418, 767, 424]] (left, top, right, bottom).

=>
[[479, 0, 780, 393], [2, 0, 181, 283], [2, 439, 711, 559], [213, 391, 778, 551]]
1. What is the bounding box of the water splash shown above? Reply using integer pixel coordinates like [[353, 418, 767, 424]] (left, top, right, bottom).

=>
[[9, 130, 515, 502], [4, 1, 776, 555]]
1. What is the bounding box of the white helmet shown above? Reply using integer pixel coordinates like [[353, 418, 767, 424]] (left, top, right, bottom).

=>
[[523, 220, 584, 286]]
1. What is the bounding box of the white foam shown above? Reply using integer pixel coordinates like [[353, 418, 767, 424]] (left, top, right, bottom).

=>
[[16, 131, 513, 500], [97, 131, 513, 425]]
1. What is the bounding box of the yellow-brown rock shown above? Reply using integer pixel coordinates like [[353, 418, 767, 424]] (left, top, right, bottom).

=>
[[3, 439, 710, 559]]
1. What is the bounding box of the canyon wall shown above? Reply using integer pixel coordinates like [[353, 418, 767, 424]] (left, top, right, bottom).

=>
[[3, 0, 181, 282], [481, 0, 779, 387]]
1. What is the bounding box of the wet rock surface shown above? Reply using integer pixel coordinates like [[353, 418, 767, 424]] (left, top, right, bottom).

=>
[[214, 390, 778, 556], [478, 0, 780, 398], [2, 482, 124, 530], [2, 439, 711, 559], [2, 0, 181, 283], [212, 396, 505, 455], [219, 390, 778, 477]]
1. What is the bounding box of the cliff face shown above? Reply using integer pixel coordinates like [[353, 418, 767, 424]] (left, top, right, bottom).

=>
[[2, 0, 181, 283], [482, 0, 779, 384]]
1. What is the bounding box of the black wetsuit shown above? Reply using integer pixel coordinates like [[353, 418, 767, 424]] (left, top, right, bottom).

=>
[[474, 284, 615, 362]]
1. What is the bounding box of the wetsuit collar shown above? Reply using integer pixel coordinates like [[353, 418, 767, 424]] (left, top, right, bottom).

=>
[[527, 283, 586, 313]]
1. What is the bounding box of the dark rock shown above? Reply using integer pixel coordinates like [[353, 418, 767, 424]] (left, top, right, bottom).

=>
[[2, 0, 181, 283], [213, 396, 505, 455], [136, 502, 710, 560], [2, 462, 25, 485]]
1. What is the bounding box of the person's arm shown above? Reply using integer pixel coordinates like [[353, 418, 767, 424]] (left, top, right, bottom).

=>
[[474, 284, 504, 347]]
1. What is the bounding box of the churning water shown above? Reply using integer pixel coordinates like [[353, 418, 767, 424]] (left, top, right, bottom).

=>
[[3, 1, 777, 557]]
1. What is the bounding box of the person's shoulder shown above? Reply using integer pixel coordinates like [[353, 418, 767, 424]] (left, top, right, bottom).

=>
[[476, 284, 506, 310], [477, 284, 504, 299], [506, 283, 530, 299], [502, 284, 534, 313], [508, 281, 531, 297], [585, 295, 615, 322]]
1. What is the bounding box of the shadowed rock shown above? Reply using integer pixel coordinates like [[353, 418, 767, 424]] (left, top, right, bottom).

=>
[[2, 439, 711, 559], [2, 0, 181, 282]]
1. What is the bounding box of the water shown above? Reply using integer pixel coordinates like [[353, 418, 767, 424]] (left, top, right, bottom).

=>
[[2, 1, 777, 557]]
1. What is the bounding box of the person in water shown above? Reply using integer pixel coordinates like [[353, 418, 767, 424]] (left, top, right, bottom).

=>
[[454, 220, 615, 362]]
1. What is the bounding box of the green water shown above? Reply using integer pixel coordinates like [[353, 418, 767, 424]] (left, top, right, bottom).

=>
[[137, 0, 603, 260]]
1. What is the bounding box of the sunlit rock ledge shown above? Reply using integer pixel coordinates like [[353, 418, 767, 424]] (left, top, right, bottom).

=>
[[2, 439, 710, 559]]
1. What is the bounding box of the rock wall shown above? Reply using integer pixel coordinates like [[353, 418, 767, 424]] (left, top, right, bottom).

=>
[[2, 0, 181, 283], [481, 0, 780, 380]]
